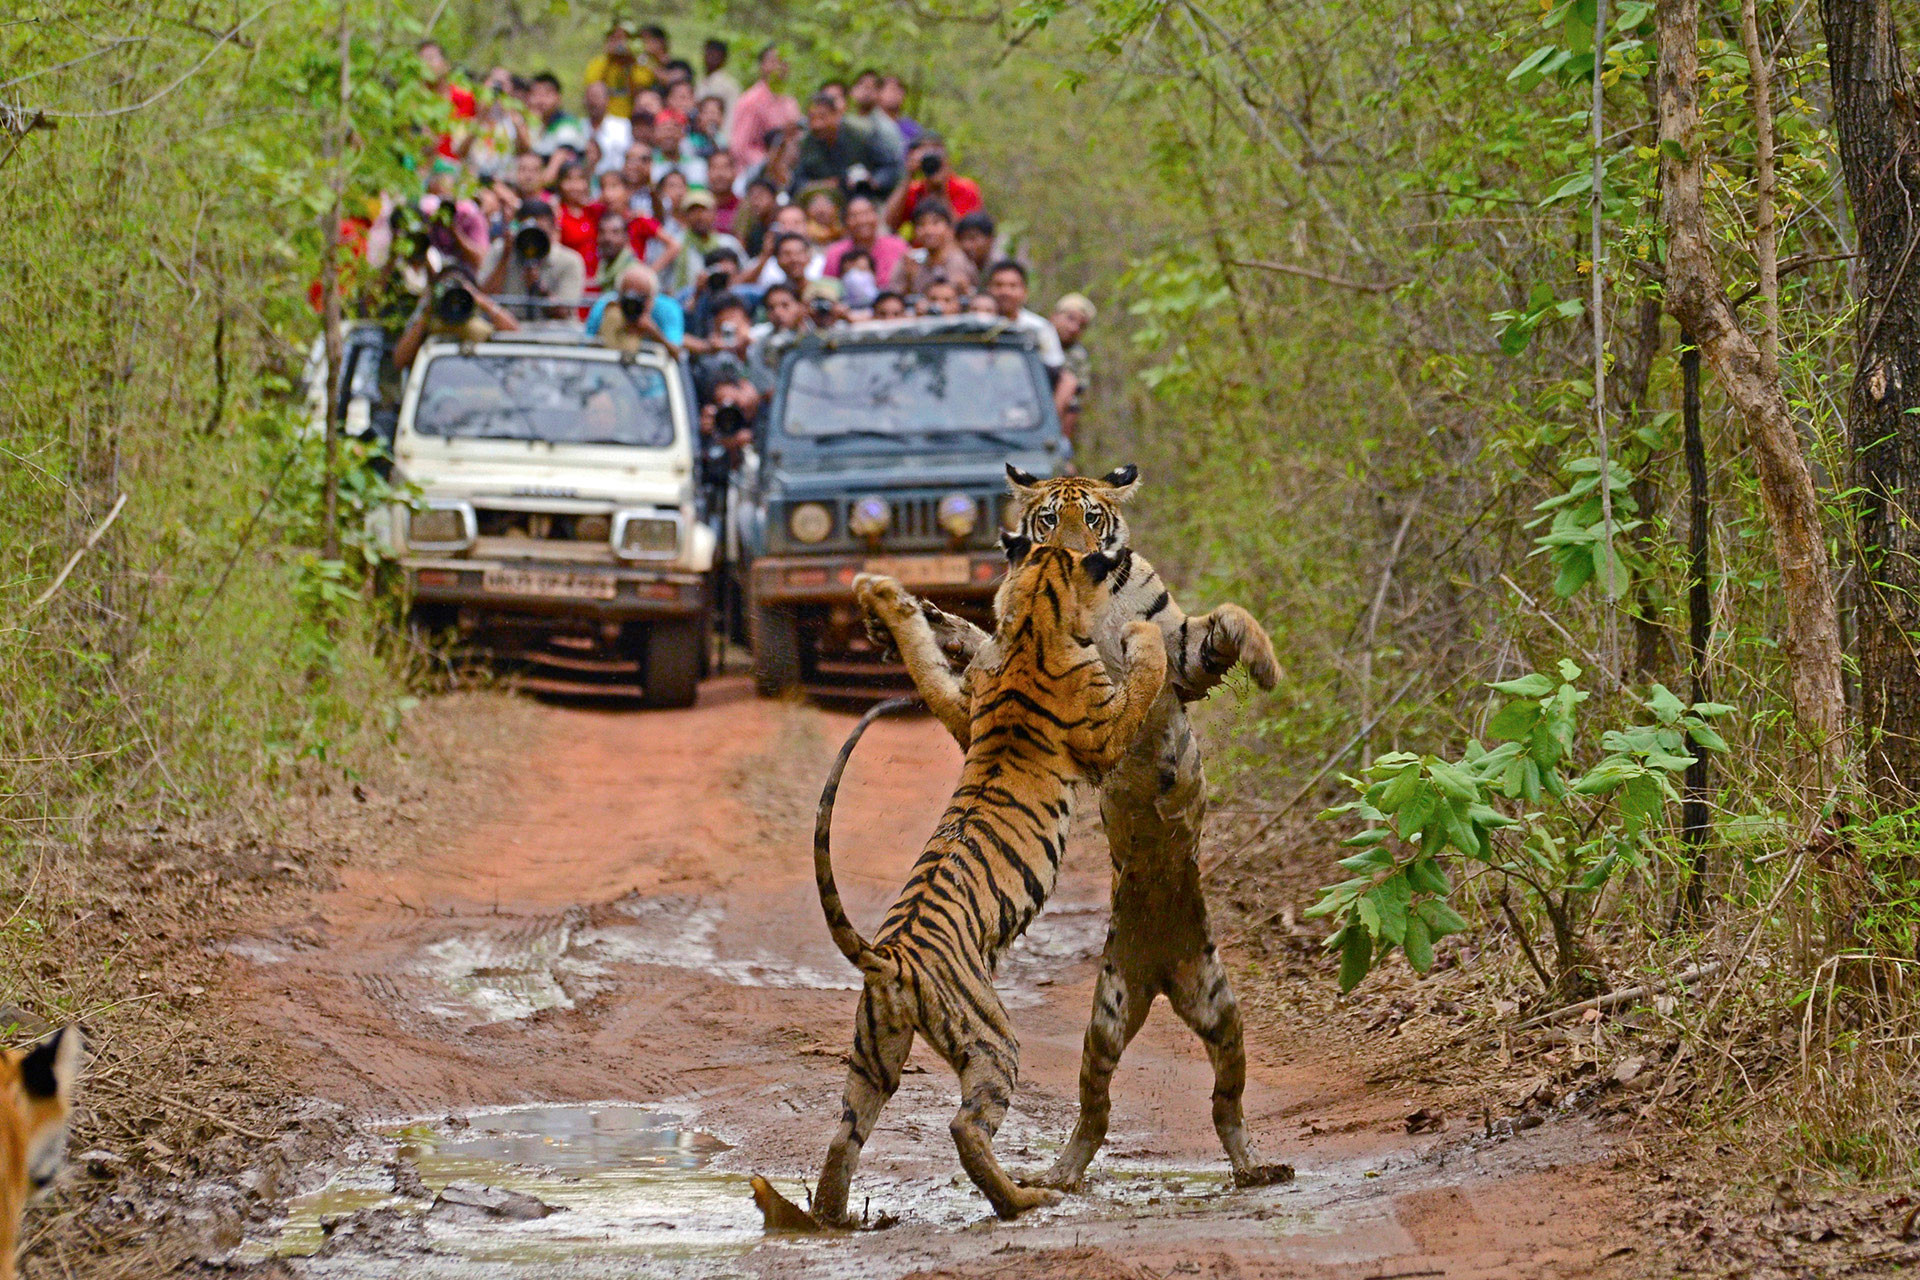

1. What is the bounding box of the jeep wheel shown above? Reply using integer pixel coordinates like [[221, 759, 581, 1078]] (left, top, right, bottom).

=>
[[750, 600, 801, 696], [642, 616, 703, 709]]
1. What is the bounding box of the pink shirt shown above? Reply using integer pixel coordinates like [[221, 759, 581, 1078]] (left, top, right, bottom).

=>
[[728, 80, 801, 169], [823, 234, 909, 284]]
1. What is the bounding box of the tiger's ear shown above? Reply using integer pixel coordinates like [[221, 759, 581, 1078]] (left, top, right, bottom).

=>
[[1000, 530, 1032, 565], [1099, 464, 1140, 501], [1005, 463, 1042, 498], [1080, 550, 1119, 585], [19, 1027, 82, 1101]]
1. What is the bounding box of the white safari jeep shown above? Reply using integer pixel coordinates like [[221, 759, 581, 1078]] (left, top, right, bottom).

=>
[[380, 325, 715, 706]]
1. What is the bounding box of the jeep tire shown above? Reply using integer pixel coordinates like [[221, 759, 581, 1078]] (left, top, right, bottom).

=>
[[750, 599, 801, 696], [642, 616, 703, 709]]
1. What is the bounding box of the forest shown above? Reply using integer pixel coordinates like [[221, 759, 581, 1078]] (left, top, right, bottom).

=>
[[2, 0, 1918, 1275]]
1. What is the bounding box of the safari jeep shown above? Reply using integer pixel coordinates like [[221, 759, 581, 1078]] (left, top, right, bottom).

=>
[[382, 325, 714, 707], [730, 315, 1071, 695]]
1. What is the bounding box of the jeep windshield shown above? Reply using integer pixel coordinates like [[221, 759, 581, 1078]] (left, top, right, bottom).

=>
[[413, 353, 676, 448], [780, 344, 1045, 441]]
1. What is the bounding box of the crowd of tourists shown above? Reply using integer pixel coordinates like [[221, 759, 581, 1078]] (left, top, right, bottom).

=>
[[339, 23, 1098, 439]]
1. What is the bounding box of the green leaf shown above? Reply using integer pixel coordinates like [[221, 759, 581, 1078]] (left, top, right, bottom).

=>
[[1398, 781, 1438, 837], [1660, 137, 1689, 162], [1380, 762, 1425, 810], [1366, 874, 1413, 945], [1339, 924, 1374, 992], [1488, 700, 1542, 741], [1416, 899, 1470, 938], [1647, 683, 1686, 725], [1429, 760, 1481, 804], [1491, 673, 1556, 698], [1403, 914, 1435, 972], [1688, 724, 1730, 753], [1407, 856, 1451, 896], [1507, 43, 1563, 85], [1341, 826, 1394, 848], [1338, 844, 1395, 873]]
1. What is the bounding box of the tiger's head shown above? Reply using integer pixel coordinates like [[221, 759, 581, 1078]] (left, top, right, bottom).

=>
[[1005, 464, 1139, 555], [3, 1027, 82, 1280]]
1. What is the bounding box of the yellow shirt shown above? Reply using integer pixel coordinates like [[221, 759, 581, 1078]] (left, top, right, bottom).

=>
[[584, 53, 653, 117]]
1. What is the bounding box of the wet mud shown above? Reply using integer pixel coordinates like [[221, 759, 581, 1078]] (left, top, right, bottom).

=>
[[224, 676, 1630, 1278]]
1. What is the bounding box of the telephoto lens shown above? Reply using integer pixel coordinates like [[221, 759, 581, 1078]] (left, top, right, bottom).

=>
[[432, 278, 477, 325], [618, 292, 647, 324], [512, 221, 551, 260], [920, 151, 942, 177]]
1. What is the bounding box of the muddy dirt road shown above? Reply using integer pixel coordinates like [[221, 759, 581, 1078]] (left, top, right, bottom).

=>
[[225, 678, 1628, 1279]]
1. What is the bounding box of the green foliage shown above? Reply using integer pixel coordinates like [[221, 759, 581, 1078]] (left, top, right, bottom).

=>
[[1311, 662, 1732, 992]]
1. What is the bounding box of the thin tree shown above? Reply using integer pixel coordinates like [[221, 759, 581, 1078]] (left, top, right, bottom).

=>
[[1821, 0, 1920, 801], [1653, 0, 1847, 793]]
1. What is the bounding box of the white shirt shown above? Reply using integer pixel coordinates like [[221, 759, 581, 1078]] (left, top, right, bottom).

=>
[[590, 113, 632, 174], [1012, 308, 1065, 367], [758, 252, 826, 286]]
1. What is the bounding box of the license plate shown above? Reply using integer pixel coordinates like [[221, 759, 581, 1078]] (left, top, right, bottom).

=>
[[863, 555, 972, 587], [481, 567, 617, 600]]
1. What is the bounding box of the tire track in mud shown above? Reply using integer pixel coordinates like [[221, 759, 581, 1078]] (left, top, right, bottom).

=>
[[224, 677, 1631, 1279]]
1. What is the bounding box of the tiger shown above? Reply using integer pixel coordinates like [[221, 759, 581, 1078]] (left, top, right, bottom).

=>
[[858, 464, 1293, 1191], [3, 1027, 82, 1280], [797, 541, 1167, 1228]]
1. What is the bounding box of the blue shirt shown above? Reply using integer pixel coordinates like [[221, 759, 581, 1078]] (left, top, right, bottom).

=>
[[585, 292, 686, 345]]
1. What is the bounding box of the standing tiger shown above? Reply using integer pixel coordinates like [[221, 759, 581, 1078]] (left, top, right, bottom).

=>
[[802, 542, 1166, 1226], [3, 1028, 82, 1280], [859, 464, 1293, 1190]]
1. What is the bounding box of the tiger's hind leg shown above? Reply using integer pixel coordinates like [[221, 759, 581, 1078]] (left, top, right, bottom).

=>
[[811, 986, 916, 1227], [1171, 604, 1281, 700], [943, 1025, 1061, 1219], [1026, 941, 1155, 1190], [1166, 947, 1293, 1188]]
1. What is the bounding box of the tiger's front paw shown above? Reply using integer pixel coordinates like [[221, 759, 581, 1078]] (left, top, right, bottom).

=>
[[1215, 605, 1282, 691], [854, 573, 921, 629]]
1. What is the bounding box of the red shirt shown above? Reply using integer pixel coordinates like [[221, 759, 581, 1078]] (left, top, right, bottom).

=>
[[559, 199, 606, 276], [627, 214, 666, 257], [713, 193, 741, 235], [897, 175, 981, 225]]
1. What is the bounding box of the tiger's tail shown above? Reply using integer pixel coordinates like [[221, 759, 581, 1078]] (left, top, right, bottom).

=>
[[815, 696, 920, 978]]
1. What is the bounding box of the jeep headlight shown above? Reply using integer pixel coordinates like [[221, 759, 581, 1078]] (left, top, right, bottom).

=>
[[788, 502, 833, 544], [937, 492, 979, 539], [408, 503, 473, 550], [847, 495, 891, 540], [614, 510, 680, 560]]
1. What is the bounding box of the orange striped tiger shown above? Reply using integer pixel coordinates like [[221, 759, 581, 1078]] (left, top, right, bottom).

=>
[[3, 1028, 81, 1280], [862, 465, 1292, 1191], [803, 542, 1166, 1226]]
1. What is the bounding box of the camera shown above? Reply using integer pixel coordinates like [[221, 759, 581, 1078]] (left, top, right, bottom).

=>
[[432, 276, 477, 326], [704, 267, 731, 292], [809, 296, 835, 325], [713, 402, 747, 435], [919, 151, 943, 178], [719, 321, 740, 342], [618, 291, 648, 324], [512, 220, 551, 261]]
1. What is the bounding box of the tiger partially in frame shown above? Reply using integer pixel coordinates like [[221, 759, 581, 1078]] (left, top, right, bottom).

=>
[[857, 463, 1293, 1191], [799, 540, 1167, 1227], [3, 1027, 82, 1280]]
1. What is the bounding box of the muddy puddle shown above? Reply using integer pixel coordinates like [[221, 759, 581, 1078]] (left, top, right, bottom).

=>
[[239, 1098, 1382, 1279]]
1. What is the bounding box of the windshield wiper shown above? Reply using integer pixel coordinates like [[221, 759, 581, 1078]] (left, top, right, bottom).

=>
[[812, 428, 905, 442]]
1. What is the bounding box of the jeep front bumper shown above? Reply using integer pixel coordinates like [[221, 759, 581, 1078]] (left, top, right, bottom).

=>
[[748, 551, 1006, 605]]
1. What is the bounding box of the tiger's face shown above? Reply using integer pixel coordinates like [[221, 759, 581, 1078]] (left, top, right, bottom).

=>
[[3, 1027, 82, 1280], [1005, 464, 1138, 555]]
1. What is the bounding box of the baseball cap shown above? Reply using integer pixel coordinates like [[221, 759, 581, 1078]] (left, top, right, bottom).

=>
[[681, 187, 717, 210]]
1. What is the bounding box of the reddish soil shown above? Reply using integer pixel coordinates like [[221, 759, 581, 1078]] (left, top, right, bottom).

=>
[[224, 676, 1635, 1278]]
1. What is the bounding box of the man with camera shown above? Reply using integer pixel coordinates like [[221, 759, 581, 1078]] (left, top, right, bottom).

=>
[[883, 131, 981, 229], [665, 188, 744, 297], [390, 265, 521, 373], [822, 194, 908, 286], [683, 248, 754, 343], [479, 198, 587, 320], [790, 91, 900, 200], [584, 262, 686, 355]]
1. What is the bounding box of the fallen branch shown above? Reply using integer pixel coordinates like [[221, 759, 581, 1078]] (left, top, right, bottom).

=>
[[24, 492, 128, 615], [1225, 257, 1408, 293], [1519, 961, 1720, 1028]]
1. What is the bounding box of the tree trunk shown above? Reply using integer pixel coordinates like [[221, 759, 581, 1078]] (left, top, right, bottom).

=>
[[1654, 0, 1848, 791], [1821, 0, 1920, 801]]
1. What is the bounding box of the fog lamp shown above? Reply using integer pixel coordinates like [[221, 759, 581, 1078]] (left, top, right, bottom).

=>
[[615, 513, 679, 559], [789, 502, 833, 544], [848, 495, 891, 540], [937, 493, 979, 539]]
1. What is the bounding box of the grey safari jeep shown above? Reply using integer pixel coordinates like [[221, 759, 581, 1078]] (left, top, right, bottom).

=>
[[728, 314, 1071, 696]]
